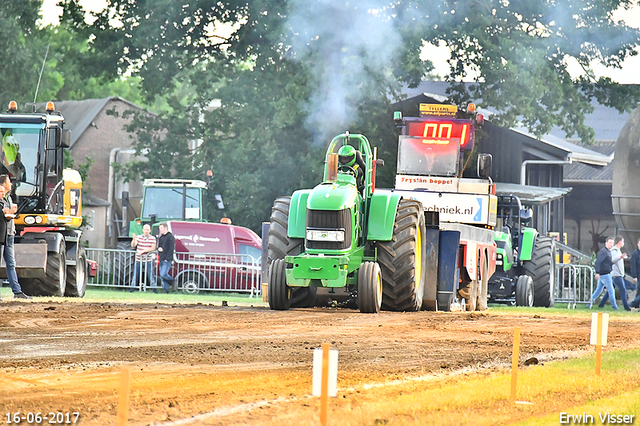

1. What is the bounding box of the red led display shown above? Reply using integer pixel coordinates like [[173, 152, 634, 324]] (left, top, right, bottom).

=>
[[407, 120, 471, 146]]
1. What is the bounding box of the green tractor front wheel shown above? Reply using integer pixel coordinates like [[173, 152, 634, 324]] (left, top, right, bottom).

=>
[[523, 236, 556, 307], [357, 262, 382, 313], [268, 259, 291, 310], [267, 196, 317, 308]]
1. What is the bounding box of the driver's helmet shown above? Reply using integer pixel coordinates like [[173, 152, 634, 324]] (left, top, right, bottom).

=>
[[520, 208, 533, 225], [338, 145, 356, 167]]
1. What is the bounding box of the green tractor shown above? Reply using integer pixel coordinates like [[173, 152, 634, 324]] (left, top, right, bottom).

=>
[[113, 178, 224, 285], [266, 133, 426, 313], [488, 195, 556, 307]]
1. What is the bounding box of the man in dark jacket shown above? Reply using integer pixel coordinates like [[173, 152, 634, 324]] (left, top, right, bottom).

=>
[[588, 237, 619, 309], [157, 222, 175, 293], [629, 238, 640, 309], [0, 175, 31, 299]]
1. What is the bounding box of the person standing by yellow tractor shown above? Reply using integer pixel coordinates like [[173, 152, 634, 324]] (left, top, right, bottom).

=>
[[0, 175, 31, 299]]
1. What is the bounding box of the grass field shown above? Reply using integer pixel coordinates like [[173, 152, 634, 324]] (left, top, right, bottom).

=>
[[5, 285, 640, 314], [326, 348, 640, 426], [0, 286, 266, 305]]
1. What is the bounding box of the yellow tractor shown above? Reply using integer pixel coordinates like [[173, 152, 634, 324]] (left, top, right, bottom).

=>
[[0, 101, 87, 297]]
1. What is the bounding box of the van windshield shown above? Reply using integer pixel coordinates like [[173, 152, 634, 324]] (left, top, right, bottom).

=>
[[142, 187, 202, 220], [239, 244, 261, 265]]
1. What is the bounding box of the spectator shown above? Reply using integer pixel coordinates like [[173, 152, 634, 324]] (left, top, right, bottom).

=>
[[0, 183, 8, 300], [130, 224, 156, 291], [0, 175, 31, 299], [598, 235, 630, 311], [629, 238, 640, 309], [588, 237, 619, 310], [157, 222, 175, 293]]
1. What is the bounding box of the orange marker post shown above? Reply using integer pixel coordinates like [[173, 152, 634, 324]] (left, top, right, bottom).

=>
[[320, 343, 330, 426], [117, 367, 131, 426], [510, 327, 521, 405]]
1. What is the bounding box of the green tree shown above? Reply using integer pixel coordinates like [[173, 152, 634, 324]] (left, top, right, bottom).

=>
[[411, 0, 640, 141], [114, 58, 327, 231], [39, 23, 149, 106], [64, 0, 640, 138], [0, 1, 50, 108], [0, 1, 149, 110], [60, 0, 640, 231]]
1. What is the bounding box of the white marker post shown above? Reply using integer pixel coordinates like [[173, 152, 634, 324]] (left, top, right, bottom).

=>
[[313, 343, 338, 426], [590, 312, 609, 376], [510, 327, 521, 405]]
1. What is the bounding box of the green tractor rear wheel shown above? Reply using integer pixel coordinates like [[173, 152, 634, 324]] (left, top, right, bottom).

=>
[[267, 196, 317, 308], [357, 261, 382, 313], [377, 199, 426, 312], [268, 259, 291, 310], [523, 236, 556, 307]]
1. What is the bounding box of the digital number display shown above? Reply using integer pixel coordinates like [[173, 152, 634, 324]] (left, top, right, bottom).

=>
[[407, 120, 471, 146]]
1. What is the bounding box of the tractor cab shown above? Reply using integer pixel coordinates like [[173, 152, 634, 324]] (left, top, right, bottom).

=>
[[0, 101, 81, 227], [323, 133, 378, 198], [122, 178, 225, 239], [301, 133, 378, 254], [495, 195, 534, 262], [394, 103, 482, 178]]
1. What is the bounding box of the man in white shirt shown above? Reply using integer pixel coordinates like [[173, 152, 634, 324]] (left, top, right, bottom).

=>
[[598, 235, 631, 311]]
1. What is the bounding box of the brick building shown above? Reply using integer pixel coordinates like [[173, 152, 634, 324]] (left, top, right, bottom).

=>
[[39, 97, 148, 249]]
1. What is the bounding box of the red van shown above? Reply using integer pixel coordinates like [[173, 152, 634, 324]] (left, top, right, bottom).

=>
[[166, 221, 262, 294]]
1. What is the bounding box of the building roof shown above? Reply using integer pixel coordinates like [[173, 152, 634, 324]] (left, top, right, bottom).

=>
[[563, 141, 615, 183], [402, 81, 630, 142], [550, 98, 629, 143], [495, 183, 572, 204], [401, 81, 612, 167], [35, 97, 145, 148], [510, 126, 611, 167]]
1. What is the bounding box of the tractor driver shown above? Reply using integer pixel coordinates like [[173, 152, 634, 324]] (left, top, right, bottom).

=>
[[337, 145, 365, 191]]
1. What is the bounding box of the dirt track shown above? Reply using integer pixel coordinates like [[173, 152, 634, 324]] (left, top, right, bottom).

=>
[[0, 299, 638, 425]]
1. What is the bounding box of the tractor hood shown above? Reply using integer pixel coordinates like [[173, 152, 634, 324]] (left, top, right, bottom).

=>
[[494, 231, 510, 244], [307, 179, 360, 211]]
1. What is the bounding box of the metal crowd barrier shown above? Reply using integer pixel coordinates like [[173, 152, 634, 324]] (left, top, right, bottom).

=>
[[86, 248, 262, 297], [555, 263, 595, 309]]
